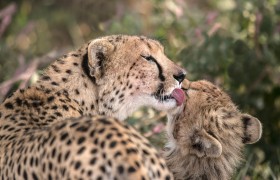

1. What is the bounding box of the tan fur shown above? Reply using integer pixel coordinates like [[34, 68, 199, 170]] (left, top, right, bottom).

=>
[[0, 35, 185, 179], [164, 79, 262, 180]]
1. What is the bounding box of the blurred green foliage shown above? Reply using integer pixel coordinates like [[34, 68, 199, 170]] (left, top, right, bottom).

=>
[[0, 0, 279, 179]]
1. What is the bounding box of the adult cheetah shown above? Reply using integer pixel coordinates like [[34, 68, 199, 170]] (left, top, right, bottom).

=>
[[0, 35, 187, 179]]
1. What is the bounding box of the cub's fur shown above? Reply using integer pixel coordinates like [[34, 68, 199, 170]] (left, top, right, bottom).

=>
[[164, 80, 262, 180]]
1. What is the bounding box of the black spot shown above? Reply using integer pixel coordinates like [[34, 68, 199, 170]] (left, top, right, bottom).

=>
[[47, 96, 55, 102], [127, 148, 138, 154], [100, 166, 106, 173], [74, 161, 81, 170], [114, 151, 122, 158], [45, 89, 51, 94], [109, 141, 117, 148], [129, 62, 136, 70], [106, 133, 113, 139], [87, 170, 92, 176], [165, 175, 171, 180], [42, 75, 51, 81], [91, 148, 98, 154], [76, 126, 88, 132], [51, 81, 59, 86], [66, 70, 72, 74], [51, 65, 61, 73], [60, 132, 69, 141], [57, 59, 65, 64], [89, 157, 97, 165], [48, 174, 52, 180], [57, 153, 62, 163], [142, 149, 150, 155], [4, 102, 13, 109], [118, 165, 124, 174], [51, 148, 56, 158], [16, 98, 22, 106], [77, 137, 86, 145], [62, 78, 67, 82], [99, 118, 112, 125], [64, 151, 71, 160], [32, 172, 39, 180], [17, 164, 21, 175], [62, 105, 69, 111], [150, 158, 155, 164], [90, 129, 96, 137], [115, 35, 122, 42], [73, 62, 79, 66], [98, 128, 105, 134], [71, 54, 79, 57], [23, 170, 28, 180], [100, 141, 105, 148], [51, 105, 58, 110], [128, 166, 136, 173], [75, 89, 80, 95]]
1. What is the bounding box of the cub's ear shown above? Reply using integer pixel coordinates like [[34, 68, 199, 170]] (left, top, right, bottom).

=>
[[87, 39, 114, 80], [241, 114, 262, 144], [190, 129, 222, 158]]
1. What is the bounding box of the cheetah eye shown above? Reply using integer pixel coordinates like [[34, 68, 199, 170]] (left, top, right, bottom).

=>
[[141, 55, 155, 62]]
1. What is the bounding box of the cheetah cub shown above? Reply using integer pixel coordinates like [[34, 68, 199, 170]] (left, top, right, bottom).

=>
[[163, 79, 262, 180]]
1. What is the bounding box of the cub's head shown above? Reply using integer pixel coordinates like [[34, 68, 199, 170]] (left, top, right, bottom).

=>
[[165, 79, 262, 179], [86, 35, 186, 119]]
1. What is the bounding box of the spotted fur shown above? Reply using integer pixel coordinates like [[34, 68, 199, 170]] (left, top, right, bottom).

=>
[[164, 80, 262, 180], [0, 35, 186, 179]]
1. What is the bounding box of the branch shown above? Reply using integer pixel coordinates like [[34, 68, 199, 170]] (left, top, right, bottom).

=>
[[0, 3, 17, 38], [0, 49, 67, 99]]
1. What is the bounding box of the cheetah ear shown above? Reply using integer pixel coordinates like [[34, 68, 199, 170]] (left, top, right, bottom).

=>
[[190, 130, 222, 158], [87, 39, 114, 80], [241, 114, 262, 144]]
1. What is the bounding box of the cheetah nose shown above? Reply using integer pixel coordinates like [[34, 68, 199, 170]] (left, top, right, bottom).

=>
[[173, 71, 186, 84]]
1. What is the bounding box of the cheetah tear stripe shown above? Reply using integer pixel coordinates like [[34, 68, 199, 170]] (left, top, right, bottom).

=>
[[171, 88, 185, 106]]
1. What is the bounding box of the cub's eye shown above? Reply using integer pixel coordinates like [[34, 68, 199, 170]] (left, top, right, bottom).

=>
[[141, 55, 155, 62]]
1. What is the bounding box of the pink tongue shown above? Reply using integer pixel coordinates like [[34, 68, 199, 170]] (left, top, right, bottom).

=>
[[171, 88, 186, 106]]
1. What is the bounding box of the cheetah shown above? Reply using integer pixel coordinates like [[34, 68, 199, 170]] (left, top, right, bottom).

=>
[[0, 35, 186, 179], [163, 79, 262, 180]]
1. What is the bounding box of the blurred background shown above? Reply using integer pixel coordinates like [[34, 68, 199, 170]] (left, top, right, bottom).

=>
[[0, 0, 279, 179]]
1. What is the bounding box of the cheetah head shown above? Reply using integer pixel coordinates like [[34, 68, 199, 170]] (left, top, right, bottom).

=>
[[86, 35, 186, 120], [165, 79, 262, 178]]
